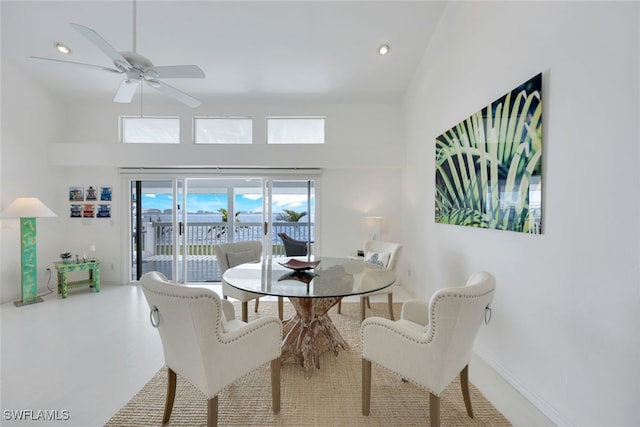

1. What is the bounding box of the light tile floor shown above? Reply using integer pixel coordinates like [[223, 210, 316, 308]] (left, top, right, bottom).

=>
[[0, 283, 409, 427], [0, 283, 551, 427]]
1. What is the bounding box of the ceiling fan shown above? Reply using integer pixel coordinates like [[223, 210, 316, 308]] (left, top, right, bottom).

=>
[[31, 2, 205, 107]]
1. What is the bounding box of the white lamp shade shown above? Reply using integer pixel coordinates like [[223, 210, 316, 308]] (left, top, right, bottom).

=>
[[364, 216, 387, 240], [1, 197, 57, 218], [364, 216, 385, 224]]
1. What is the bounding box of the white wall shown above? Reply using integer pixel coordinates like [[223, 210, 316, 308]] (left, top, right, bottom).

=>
[[1, 60, 406, 301], [402, 2, 639, 426], [319, 168, 403, 257], [48, 102, 404, 169], [0, 61, 66, 303]]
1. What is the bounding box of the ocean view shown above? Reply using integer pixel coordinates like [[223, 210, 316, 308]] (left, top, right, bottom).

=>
[[142, 213, 313, 224]]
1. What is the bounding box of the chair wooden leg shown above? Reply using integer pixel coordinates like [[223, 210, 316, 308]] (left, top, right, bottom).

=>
[[207, 395, 218, 427], [460, 364, 474, 418], [362, 358, 372, 415], [278, 297, 284, 321], [429, 393, 440, 427], [337, 299, 342, 314], [254, 297, 260, 313], [241, 301, 248, 322], [163, 368, 177, 424], [387, 293, 395, 320], [360, 297, 366, 322], [271, 358, 281, 413]]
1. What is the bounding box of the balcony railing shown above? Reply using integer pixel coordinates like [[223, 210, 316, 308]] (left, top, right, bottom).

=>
[[142, 221, 314, 257]]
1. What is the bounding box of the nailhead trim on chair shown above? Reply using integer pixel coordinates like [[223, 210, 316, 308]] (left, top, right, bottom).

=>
[[142, 285, 282, 345], [360, 290, 493, 350], [361, 288, 495, 396], [427, 289, 494, 344], [361, 318, 428, 347]]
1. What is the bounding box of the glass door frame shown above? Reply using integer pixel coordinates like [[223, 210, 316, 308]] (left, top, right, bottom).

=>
[[263, 178, 316, 259], [128, 177, 184, 282], [119, 168, 322, 284]]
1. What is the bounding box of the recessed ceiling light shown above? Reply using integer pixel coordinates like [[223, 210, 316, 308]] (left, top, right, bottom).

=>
[[378, 44, 390, 55], [55, 42, 71, 54]]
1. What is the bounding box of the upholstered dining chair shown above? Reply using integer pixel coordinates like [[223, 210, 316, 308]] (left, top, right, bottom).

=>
[[140, 271, 282, 427], [214, 240, 283, 321], [337, 240, 401, 321], [278, 232, 308, 256], [361, 271, 496, 427]]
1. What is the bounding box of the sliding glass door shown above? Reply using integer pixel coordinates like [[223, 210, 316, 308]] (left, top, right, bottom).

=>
[[181, 178, 264, 282], [127, 172, 318, 283], [131, 179, 185, 281], [266, 179, 315, 258]]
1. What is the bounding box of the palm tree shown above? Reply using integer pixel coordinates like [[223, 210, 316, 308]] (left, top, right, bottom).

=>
[[217, 208, 240, 222], [276, 209, 307, 222], [209, 208, 241, 239]]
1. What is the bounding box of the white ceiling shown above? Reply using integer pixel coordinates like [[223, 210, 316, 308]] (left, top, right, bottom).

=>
[[1, 1, 446, 106]]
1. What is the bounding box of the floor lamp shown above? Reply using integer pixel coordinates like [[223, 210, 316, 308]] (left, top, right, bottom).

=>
[[1, 197, 57, 307]]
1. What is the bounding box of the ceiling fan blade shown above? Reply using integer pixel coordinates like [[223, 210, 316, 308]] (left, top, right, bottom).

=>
[[30, 56, 122, 73], [145, 65, 205, 79], [147, 80, 201, 108], [114, 79, 140, 103], [70, 23, 131, 71]]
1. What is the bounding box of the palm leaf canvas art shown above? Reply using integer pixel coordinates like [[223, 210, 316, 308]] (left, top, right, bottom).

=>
[[435, 73, 542, 234]]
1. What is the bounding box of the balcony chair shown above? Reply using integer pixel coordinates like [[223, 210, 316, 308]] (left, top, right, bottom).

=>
[[278, 232, 308, 256], [213, 241, 283, 321], [361, 271, 496, 427], [337, 240, 401, 321], [140, 271, 282, 427]]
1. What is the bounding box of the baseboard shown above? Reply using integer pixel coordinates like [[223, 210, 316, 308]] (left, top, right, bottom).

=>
[[471, 348, 565, 426]]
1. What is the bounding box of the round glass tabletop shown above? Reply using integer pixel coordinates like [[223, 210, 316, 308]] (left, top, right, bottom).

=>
[[223, 256, 396, 299]]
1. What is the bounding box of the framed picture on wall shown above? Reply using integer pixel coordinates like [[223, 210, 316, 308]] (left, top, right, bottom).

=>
[[97, 204, 111, 218], [85, 186, 98, 201], [70, 204, 82, 218], [100, 187, 112, 201], [435, 73, 543, 234], [69, 186, 84, 201], [82, 204, 95, 218]]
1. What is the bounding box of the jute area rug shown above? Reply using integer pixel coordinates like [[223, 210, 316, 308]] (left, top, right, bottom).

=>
[[106, 302, 511, 426]]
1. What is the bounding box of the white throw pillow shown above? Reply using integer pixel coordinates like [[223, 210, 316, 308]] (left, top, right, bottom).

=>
[[364, 251, 390, 268], [226, 250, 258, 268]]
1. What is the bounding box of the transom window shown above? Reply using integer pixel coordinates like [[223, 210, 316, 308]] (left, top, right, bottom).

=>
[[194, 117, 253, 144], [120, 117, 180, 144], [267, 117, 326, 144]]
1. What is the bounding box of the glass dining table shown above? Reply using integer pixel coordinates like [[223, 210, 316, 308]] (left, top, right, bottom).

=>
[[223, 256, 396, 369]]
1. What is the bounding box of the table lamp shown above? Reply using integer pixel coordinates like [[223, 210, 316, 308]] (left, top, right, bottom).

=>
[[1, 197, 57, 306], [364, 216, 386, 241], [87, 244, 97, 262]]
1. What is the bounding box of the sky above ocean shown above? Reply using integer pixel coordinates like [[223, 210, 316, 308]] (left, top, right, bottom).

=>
[[142, 193, 313, 214]]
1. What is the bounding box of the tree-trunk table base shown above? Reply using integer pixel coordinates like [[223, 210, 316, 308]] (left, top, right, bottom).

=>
[[281, 297, 348, 369]]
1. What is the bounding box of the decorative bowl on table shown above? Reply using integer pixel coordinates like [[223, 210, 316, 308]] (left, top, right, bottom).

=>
[[278, 259, 320, 271]]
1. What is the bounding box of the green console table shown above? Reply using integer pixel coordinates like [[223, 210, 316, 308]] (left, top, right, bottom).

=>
[[53, 260, 100, 298]]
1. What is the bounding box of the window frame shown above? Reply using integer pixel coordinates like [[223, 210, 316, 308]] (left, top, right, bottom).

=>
[[120, 116, 180, 144], [266, 116, 326, 145], [193, 116, 254, 145]]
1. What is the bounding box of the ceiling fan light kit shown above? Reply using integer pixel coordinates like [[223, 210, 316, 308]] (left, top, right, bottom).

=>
[[54, 42, 71, 54], [378, 44, 390, 55]]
